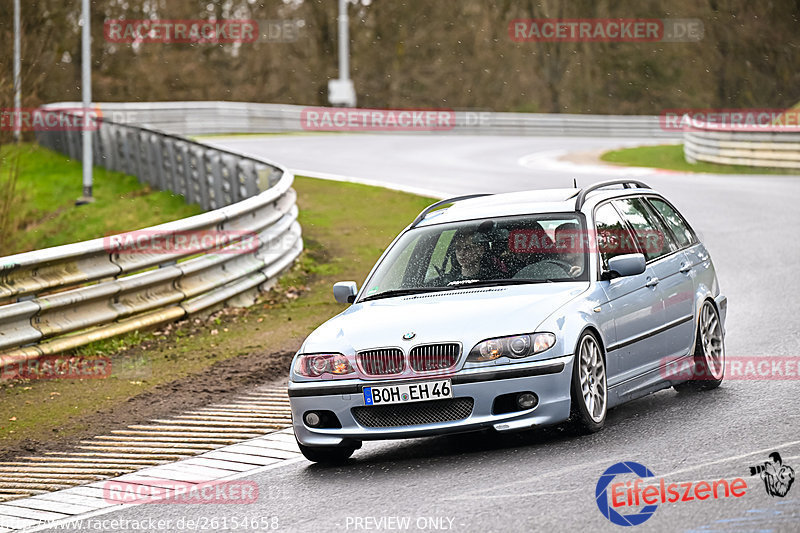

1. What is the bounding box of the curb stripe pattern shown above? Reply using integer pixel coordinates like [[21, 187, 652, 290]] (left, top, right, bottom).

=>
[[0, 384, 295, 528]]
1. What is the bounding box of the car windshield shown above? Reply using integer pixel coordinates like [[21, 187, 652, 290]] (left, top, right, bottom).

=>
[[360, 214, 588, 301]]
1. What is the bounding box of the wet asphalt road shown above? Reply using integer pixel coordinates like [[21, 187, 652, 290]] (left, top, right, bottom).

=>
[[40, 134, 800, 532]]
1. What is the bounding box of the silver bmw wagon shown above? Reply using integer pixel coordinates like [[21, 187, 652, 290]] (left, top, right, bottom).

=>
[[288, 180, 727, 463]]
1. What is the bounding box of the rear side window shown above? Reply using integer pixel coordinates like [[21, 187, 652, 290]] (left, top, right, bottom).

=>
[[649, 198, 696, 248], [612, 197, 678, 262], [594, 203, 638, 271]]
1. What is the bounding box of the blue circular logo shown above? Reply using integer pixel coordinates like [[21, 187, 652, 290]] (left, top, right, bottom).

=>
[[596, 462, 658, 526]]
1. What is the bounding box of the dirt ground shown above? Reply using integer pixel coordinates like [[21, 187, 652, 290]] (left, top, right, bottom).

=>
[[0, 344, 295, 462]]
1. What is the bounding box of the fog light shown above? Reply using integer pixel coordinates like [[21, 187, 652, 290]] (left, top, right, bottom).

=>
[[517, 393, 537, 409], [304, 412, 321, 427]]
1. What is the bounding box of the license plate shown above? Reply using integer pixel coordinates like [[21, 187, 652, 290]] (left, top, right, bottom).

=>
[[363, 379, 452, 406]]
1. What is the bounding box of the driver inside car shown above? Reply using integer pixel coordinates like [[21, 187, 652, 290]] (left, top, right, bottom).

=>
[[452, 230, 488, 279], [554, 222, 584, 278], [450, 227, 509, 282]]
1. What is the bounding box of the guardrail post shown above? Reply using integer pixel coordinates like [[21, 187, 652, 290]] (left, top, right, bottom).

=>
[[126, 129, 143, 183], [203, 150, 223, 210], [145, 131, 165, 189], [159, 137, 176, 193], [187, 144, 209, 209], [236, 160, 260, 199], [172, 140, 190, 203], [219, 155, 238, 206], [66, 129, 81, 161]]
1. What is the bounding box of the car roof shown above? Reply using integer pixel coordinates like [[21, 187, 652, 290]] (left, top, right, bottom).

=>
[[415, 184, 660, 227]]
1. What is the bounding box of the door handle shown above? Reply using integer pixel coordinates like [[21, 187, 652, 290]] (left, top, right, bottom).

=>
[[645, 277, 660, 288], [680, 263, 692, 273]]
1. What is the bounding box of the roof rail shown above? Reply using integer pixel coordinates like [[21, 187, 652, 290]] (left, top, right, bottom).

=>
[[574, 180, 651, 210], [410, 194, 493, 228]]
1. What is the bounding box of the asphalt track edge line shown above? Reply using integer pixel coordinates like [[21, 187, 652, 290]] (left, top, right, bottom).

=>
[[18, 454, 307, 533], [655, 438, 800, 479]]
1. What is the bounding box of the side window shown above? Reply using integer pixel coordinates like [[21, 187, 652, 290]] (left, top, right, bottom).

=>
[[594, 203, 638, 271], [612, 197, 678, 261], [649, 198, 696, 248]]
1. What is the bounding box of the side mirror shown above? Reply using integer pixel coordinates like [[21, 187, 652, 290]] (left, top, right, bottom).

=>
[[333, 281, 358, 304], [604, 253, 646, 279]]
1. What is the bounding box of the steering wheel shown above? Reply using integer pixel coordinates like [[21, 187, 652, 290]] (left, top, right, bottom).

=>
[[537, 259, 574, 275]]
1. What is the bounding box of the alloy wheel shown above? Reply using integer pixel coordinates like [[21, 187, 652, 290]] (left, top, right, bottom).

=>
[[578, 334, 607, 423]]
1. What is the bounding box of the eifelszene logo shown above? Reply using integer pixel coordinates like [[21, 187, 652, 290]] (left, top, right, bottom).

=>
[[596, 461, 748, 526]]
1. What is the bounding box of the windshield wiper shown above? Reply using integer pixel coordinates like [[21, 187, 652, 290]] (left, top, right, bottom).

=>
[[360, 278, 558, 302], [359, 287, 451, 302], [446, 278, 553, 288]]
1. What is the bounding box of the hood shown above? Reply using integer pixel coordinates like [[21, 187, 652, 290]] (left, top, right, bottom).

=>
[[301, 282, 588, 354]]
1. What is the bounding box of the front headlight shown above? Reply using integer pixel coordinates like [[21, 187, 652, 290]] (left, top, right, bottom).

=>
[[467, 333, 556, 362], [294, 353, 355, 378]]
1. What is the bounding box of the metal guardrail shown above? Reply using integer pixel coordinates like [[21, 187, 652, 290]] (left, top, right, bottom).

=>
[[50, 101, 681, 138], [683, 120, 800, 170], [0, 107, 303, 367], [0, 101, 691, 366]]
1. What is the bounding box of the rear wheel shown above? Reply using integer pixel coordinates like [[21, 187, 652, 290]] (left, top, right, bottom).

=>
[[674, 301, 725, 392], [296, 439, 358, 464], [569, 331, 607, 434]]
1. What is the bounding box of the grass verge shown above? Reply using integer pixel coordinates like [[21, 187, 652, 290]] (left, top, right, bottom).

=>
[[0, 176, 434, 457], [600, 144, 799, 175], [0, 143, 203, 255]]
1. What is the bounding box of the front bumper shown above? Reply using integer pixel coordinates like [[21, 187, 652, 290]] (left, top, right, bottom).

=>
[[289, 354, 574, 447]]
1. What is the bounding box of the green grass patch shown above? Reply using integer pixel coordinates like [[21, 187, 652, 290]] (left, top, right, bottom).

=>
[[0, 143, 203, 255], [600, 144, 799, 175], [0, 175, 435, 450]]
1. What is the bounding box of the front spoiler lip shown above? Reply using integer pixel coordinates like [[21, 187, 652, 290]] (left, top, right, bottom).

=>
[[288, 356, 570, 398]]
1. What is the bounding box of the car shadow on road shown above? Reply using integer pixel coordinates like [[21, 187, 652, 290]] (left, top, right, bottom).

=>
[[297, 385, 735, 477]]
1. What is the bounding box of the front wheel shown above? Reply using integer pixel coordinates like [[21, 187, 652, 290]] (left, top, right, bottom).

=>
[[568, 331, 607, 434], [674, 301, 725, 393], [296, 439, 358, 464]]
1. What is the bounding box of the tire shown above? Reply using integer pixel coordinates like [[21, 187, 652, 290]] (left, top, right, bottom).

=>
[[674, 301, 725, 393], [296, 439, 358, 464], [568, 331, 607, 434]]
